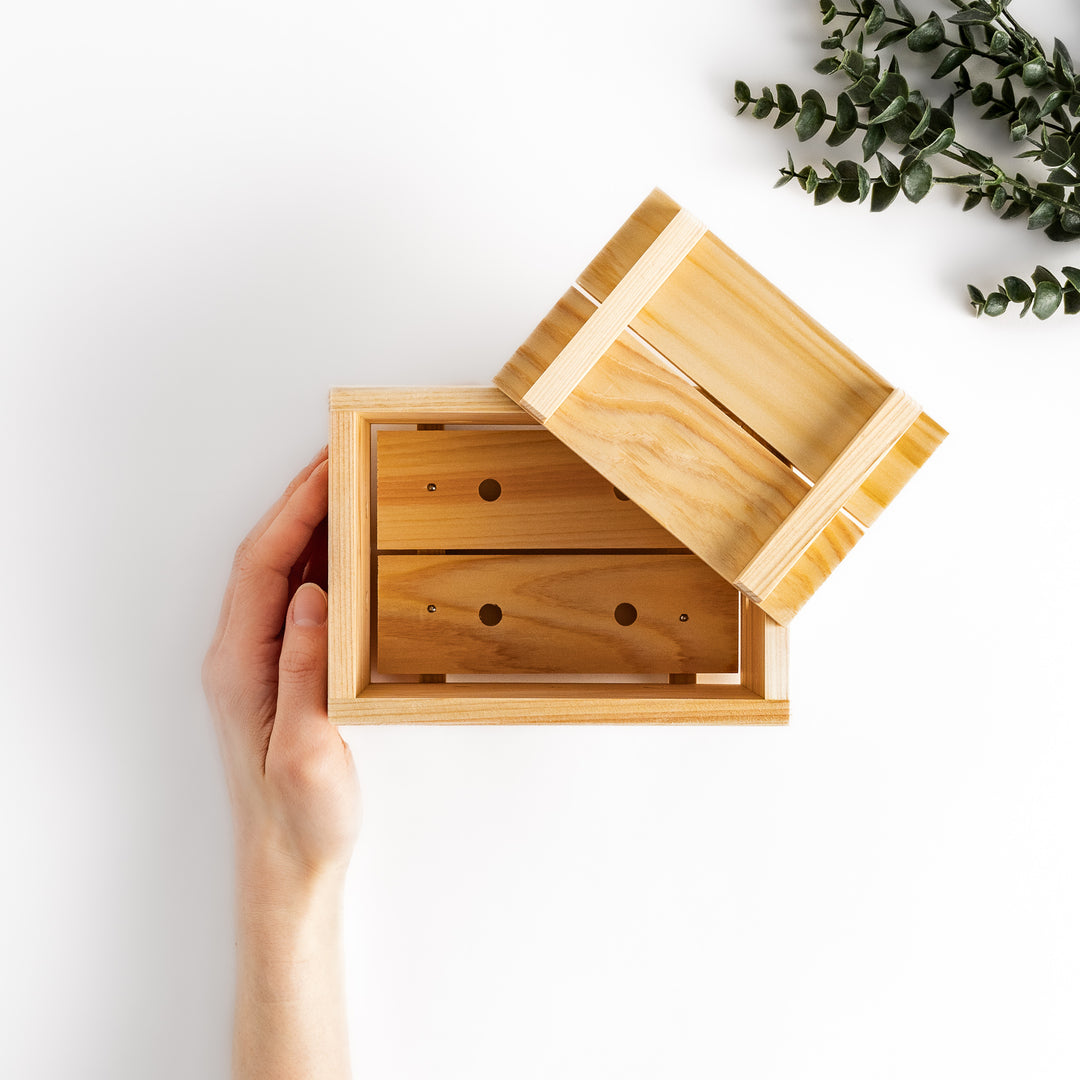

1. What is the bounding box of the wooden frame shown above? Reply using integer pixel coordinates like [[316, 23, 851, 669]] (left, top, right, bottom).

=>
[[495, 188, 947, 625], [328, 387, 789, 724]]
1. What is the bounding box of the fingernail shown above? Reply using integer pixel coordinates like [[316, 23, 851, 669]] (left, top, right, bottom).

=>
[[294, 583, 327, 627], [309, 444, 328, 465]]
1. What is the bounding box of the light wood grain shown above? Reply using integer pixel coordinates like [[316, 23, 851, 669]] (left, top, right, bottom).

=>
[[329, 683, 788, 725], [329, 410, 367, 698], [377, 553, 739, 674], [740, 596, 788, 701], [521, 209, 706, 422], [494, 287, 859, 623], [575, 188, 945, 528], [735, 389, 921, 603], [330, 386, 528, 423], [845, 411, 948, 526], [377, 429, 682, 550]]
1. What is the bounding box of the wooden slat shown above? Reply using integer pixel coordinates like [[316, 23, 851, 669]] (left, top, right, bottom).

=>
[[377, 429, 683, 550], [329, 684, 788, 725], [495, 287, 860, 623], [845, 411, 948, 527], [740, 596, 788, 701], [377, 553, 739, 674], [329, 386, 528, 423], [735, 389, 921, 603], [521, 209, 706, 422], [575, 189, 940, 519], [329, 410, 367, 698]]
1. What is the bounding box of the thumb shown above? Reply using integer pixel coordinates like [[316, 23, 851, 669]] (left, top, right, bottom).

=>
[[275, 583, 329, 729]]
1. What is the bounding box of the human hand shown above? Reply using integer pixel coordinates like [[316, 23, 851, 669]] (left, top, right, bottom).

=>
[[202, 445, 359, 892]]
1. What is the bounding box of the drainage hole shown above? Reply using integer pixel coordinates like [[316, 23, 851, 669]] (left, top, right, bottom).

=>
[[479, 603, 503, 626], [478, 478, 502, 502], [614, 602, 637, 626]]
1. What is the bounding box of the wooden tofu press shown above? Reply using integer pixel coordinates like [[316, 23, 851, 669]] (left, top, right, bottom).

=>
[[327, 190, 946, 724]]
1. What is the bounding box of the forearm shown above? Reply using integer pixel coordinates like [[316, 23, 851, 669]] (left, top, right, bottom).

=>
[[233, 851, 351, 1080]]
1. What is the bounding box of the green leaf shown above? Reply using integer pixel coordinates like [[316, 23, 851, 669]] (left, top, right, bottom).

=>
[[984, 292, 1009, 316], [1032, 265, 1061, 287], [892, 0, 914, 25], [967, 284, 986, 305], [1054, 38, 1076, 82], [990, 30, 1011, 54], [909, 100, 933, 140], [870, 94, 908, 124], [991, 186, 1008, 211], [907, 12, 945, 53], [1010, 121, 1028, 141], [861, 122, 887, 160], [1064, 288, 1080, 315], [1003, 276, 1033, 302], [1062, 266, 1080, 291], [814, 56, 842, 75], [835, 91, 857, 132], [1033, 279, 1063, 319], [932, 46, 970, 79], [776, 84, 799, 116], [865, 2, 886, 34], [947, 5, 995, 26], [813, 180, 841, 204], [870, 179, 900, 212], [876, 26, 911, 50], [734, 81, 752, 104], [800, 166, 820, 194], [919, 127, 955, 158], [970, 81, 993, 106], [876, 151, 900, 186], [753, 96, 776, 119], [1023, 58, 1049, 87], [963, 190, 983, 211], [1028, 200, 1059, 230], [820, 2, 838, 25], [1040, 91, 1069, 119], [901, 158, 933, 202], [795, 90, 828, 141]]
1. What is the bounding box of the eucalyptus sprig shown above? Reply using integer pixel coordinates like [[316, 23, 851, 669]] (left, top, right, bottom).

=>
[[968, 265, 1080, 317], [735, 0, 1080, 318]]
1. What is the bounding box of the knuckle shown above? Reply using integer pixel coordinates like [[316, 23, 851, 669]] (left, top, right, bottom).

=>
[[278, 640, 322, 682]]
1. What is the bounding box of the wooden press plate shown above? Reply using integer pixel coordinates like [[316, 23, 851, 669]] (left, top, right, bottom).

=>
[[376, 553, 739, 674], [377, 429, 681, 550]]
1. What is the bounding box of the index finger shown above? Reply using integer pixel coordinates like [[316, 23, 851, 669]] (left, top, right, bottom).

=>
[[208, 446, 328, 656], [222, 457, 330, 649]]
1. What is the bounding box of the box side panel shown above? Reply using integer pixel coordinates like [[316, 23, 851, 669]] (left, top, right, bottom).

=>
[[330, 682, 788, 725]]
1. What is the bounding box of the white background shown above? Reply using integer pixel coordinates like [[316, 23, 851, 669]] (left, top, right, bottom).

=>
[[3, 1, 1078, 1077]]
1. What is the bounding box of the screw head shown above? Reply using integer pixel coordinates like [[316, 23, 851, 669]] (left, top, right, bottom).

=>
[[427, 604, 437, 613], [679, 613, 689, 622], [427, 483, 437, 491]]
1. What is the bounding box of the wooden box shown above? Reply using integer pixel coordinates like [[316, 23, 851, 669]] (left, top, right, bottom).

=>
[[328, 188, 944, 724], [495, 188, 947, 624], [328, 388, 788, 724]]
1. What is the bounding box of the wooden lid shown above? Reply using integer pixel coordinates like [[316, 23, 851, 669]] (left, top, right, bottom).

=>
[[493, 189, 946, 624]]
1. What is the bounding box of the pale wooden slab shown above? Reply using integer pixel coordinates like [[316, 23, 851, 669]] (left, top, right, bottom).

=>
[[521, 208, 706, 422], [494, 287, 861, 623], [377, 552, 739, 674], [735, 389, 921, 603], [377, 429, 683, 551], [575, 188, 946, 524], [330, 684, 788, 725]]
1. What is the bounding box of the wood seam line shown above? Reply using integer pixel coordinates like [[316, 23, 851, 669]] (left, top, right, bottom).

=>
[[734, 388, 922, 603], [520, 209, 707, 423]]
